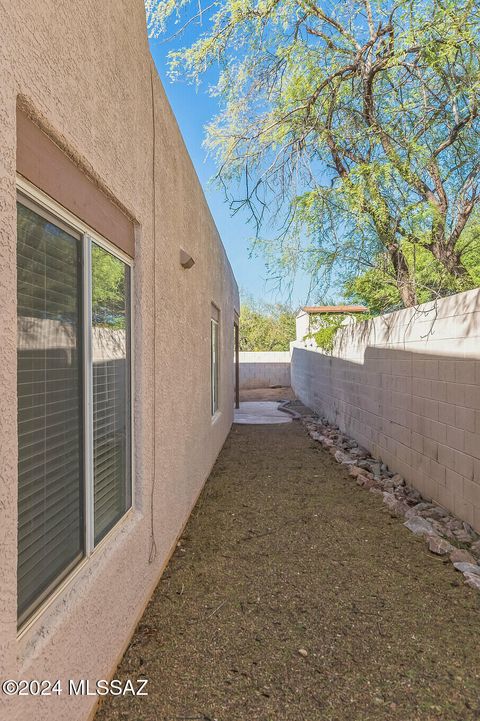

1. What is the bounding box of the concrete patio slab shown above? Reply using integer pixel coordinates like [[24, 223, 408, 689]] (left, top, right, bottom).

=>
[[234, 401, 292, 424]]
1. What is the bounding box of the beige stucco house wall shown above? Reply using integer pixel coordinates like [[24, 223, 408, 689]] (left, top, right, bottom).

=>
[[0, 2, 238, 720]]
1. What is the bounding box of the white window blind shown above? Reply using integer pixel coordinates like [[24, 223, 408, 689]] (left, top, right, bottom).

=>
[[17, 201, 84, 624]]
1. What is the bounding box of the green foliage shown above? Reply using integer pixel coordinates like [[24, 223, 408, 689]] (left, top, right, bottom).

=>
[[308, 312, 371, 353], [345, 226, 480, 313], [92, 244, 127, 329], [148, 0, 480, 308], [311, 314, 348, 354], [240, 298, 295, 351], [344, 271, 402, 315]]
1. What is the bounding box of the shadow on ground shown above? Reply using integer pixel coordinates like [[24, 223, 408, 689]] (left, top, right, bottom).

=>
[[95, 420, 480, 721]]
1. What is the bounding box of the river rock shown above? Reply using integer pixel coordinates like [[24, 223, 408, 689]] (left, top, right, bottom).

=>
[[383, 492, 409, 517], [404, 486, 422, 503], [349, 465, 364, 478], [449, 548, 477, 565], [453, 562, 480, 576], [404, 517, 436, 537], [357, 474, 376, 489], [470, 540, 480, 558], [463, 573, 480, 591], [452, 528, 475, 544], [426, 535, 454, 555], [335, 450, 355, 465], [421, 506, 449, 521]]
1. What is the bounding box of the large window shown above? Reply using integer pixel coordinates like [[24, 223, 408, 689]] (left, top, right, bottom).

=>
[[17, 190, 132, 625], [211, 306, 219, 415]]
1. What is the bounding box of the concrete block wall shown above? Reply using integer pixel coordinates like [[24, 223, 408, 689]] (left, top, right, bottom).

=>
[[291, 288, 480, 532], [239, 351, 291, 389]]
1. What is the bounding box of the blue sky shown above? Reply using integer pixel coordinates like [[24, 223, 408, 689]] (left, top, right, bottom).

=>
[[148, 32, 313, 308]]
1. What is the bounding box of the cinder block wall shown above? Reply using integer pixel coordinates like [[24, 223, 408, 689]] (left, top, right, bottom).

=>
[[291, 288, 480, 532], [239, 351, 291, 389]]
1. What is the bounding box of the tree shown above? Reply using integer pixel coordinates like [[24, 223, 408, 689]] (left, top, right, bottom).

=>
[[239, 299, 296, 351], [344, 223, 480, 313], [147, 0, 480, 307]]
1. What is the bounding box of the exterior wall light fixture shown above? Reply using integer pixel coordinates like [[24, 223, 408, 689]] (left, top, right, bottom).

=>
[[180, 249, 195, 269]]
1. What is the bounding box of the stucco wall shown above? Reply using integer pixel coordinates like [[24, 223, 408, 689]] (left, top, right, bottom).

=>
[[0, 2, 238, 720], [239, 351, 291, 389], [291, 289, 480, 533]]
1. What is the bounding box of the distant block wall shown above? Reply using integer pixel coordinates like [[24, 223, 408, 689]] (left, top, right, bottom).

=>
[[291, 288, 480, 532], [239, 351, 291, 389]]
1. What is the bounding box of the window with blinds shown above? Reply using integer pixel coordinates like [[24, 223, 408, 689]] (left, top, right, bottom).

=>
[[17, 201, 84, 625], [211, 312, 219, 415], [92, 244, 131, 544], [16, 191, 132, 626]]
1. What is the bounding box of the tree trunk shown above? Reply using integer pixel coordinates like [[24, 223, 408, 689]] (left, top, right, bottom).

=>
[[430, 243, 468, 278], [389, 244, 417, 307], [397, 277, 417, 307]]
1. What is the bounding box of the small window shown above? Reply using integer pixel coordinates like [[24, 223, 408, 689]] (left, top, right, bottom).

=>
[[92, 243, 131, 544], [211, 307, 219, 415], [16, 190, 132, 625]]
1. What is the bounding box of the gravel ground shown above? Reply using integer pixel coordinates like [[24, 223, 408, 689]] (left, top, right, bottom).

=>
[[95, 420, 480, 721]]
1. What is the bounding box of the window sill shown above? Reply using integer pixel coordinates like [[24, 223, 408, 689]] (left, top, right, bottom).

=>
[[211, 409, 222, 426]]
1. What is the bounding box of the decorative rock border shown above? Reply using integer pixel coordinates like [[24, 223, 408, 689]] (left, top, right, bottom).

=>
[[303, 414, 480, 592]]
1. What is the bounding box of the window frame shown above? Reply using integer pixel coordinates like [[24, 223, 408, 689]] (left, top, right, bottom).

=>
[[16, 175, 134, 629], [210, 309, 220, 417]]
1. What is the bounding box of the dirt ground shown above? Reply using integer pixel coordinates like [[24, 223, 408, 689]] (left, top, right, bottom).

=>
[[95, 419, 480, 721], [240, 386, 294, 402]]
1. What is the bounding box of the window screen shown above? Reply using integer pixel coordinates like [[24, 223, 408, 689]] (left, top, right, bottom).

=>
[[17, 201, 84, 623], [92, 243, 131, 544]]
